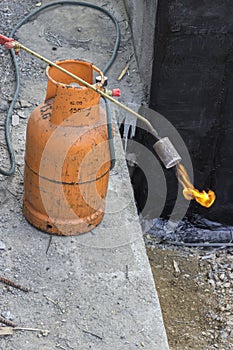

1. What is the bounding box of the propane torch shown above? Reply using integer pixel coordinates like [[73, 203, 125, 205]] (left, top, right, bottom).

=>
[[0, 34, 216, 208]]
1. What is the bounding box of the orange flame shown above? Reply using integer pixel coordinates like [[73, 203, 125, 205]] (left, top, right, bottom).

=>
[[176, 164, 216, 208]]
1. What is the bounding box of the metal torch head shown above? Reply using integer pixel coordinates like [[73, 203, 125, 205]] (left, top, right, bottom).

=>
[[153, 137, 182, 169]]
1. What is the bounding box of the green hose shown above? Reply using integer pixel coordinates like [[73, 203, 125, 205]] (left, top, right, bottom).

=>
[[1, 0, 120, 175]]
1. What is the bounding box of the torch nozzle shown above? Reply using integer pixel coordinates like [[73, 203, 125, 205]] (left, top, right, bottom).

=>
[[153, 137, 182, 169]]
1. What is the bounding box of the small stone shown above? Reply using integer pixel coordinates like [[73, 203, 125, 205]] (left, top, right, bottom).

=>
[[224, 282, 231, 289], [1, 310, 15, 321], [0, 240, 6, 250], [19, 99, 32, 108], [11, 114, 19, 126], [17, 110, 27, 119], [220, 330, 229, 339], [208, 279, 215, 288], [219, 273, 225, 281], [41, 330, 49, 337], [0, 102, 8, 111], [214, 274, 219, 281], [13, 101, 21, 109]]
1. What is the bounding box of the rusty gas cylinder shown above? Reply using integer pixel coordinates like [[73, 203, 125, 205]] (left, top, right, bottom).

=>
[[23, 59, 112, 236]]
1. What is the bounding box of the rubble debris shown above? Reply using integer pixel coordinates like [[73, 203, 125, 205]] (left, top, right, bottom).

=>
[[11, 114, 19, 126]]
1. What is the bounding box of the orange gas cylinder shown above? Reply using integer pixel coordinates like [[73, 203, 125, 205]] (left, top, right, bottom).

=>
[[23, 59, 112, 236]]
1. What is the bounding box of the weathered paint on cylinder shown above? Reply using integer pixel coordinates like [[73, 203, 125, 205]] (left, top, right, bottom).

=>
[[23, 60, 111, 236]]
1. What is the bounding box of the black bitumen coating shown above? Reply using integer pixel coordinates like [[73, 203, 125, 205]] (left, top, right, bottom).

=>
[[148, 1, 233, 225]]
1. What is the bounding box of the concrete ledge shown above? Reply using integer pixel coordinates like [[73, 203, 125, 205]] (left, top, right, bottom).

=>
[[1, 126, 169, 349]]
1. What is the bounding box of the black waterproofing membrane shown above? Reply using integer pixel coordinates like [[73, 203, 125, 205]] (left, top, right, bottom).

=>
[[150, 0, 233, 226]]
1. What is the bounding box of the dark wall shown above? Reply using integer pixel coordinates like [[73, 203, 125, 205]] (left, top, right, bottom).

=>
[[150, 0, 233, 225]]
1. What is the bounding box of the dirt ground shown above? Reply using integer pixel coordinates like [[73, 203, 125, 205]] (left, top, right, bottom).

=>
[[146, 242, 233, 350]]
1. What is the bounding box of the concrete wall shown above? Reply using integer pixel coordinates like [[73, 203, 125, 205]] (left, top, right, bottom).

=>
[[124, 0, 158, 100]]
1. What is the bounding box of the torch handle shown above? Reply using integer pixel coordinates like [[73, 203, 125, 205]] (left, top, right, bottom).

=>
[[0, 34, 14, 48]]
